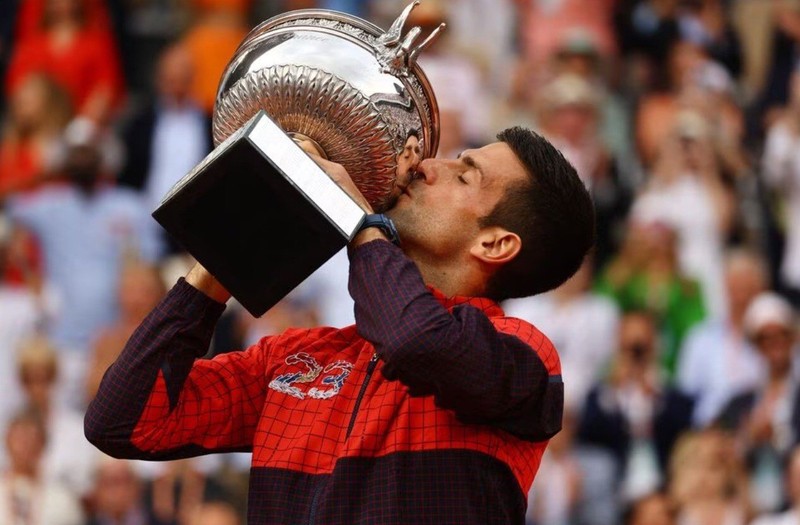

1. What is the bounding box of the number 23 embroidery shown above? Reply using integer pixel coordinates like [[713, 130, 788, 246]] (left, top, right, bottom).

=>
[[268, 352, 354, 400]]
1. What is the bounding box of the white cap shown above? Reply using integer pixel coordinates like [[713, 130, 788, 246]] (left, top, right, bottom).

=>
[[743, 292, 795, 338]]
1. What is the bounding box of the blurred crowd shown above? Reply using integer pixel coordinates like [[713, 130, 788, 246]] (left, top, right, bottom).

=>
[[1, 0, 800, 523]]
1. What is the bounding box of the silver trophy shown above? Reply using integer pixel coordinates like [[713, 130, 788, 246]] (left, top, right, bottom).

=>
[[154, 2, 444, 315], [214, 1, 443, 210]]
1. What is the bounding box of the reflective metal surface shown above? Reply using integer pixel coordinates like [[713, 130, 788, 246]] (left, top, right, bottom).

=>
[[213, 2, 443, 210]]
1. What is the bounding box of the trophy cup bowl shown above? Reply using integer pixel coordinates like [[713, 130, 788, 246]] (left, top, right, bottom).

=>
[[213, 1, 443, 211], [153, 2, 444, 316]]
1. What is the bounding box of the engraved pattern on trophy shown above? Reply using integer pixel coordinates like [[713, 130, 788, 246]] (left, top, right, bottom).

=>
[[212, 2, 443, 210], [214, 64, 398, 209]]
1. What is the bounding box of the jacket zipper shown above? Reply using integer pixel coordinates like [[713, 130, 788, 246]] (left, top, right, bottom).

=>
[[309, 353, 378, 524], [345, 353, 379, 439]]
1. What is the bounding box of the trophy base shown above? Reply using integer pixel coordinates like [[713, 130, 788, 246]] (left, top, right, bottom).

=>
[[153, 111, 366, 317]]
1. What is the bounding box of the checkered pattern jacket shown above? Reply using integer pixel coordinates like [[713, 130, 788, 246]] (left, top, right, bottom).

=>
[[85, 241, 564, 524]]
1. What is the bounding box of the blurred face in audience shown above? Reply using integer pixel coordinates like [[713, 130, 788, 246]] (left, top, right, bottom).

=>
[[641, 222, 678, 273], [157, 46, 196, 105], [93, 460, 142, 517], [619, 312, 657, 373], [669, 431, 735, 504], [5, 418, 45, 477], [668, 41, 705, 91], [545, 103, 598, 145], [63, 144, 102, 191], [753, 321, 795, 377], [19, 361, 57, 410], [725, 255, 767, 319]]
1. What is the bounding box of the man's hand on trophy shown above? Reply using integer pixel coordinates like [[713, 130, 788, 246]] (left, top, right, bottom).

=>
[[294, 139, 375, 215]]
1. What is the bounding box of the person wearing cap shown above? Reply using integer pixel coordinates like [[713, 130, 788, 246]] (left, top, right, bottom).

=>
[[717, 292, 799, 511]]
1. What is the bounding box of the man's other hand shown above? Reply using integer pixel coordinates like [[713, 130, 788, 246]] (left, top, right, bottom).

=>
[[294, 139, 374, 215]]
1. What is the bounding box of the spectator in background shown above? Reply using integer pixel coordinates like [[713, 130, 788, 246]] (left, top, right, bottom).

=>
[[180, 0, 250, 114], [86, 262, 166, 401], [677, 250, 768, 426], [5, 336, 99, 497], [526, 411, 583, 525], [676, 0, 742, 78], [0, 410, 84, 525], [505, 258, 620, 411], [8, 134, 162, 409], [751, 445, 800, 525], [595, 219, 706, 376], [536, 73, 633, 269], [631, 109, 736, 318], [405, 1, 493, 154], [0, 73, 72, 195], [578, 310, 694, 503], [5, 0, 124, 124], [615, 0, 681, 74], [551, 32, 633, 161], [635, 40, 744, 169], [86, 457, 173, 525], [119, 44, 212, 221], [762, 70, 800, 306], [0, 214, 45, 433], [752, 0, 800, 128], [718, 292, 799, 513], [668, 430, 750, 525]]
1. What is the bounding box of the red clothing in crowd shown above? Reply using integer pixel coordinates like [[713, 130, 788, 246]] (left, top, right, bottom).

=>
[[14, 0, 114, 42], [0, 140, 41, 192], [6, 30, 124, 116]]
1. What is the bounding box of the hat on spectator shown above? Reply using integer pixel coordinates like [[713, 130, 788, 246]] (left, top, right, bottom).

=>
[[556, 29, 600, 59], [743, 292, 795, 339], [540, 74, 599, 110]]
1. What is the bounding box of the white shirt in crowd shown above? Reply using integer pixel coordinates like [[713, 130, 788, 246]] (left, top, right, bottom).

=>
[[0, 475, 84, 525], [677, 320, 765, 426], [631, 173, 727, 320], [761, 122, 800, 290], [504, 292, 619, 409], [146, 103, 208, 212]]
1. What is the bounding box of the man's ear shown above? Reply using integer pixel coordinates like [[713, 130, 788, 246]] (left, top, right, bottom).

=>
[[469, 227, 521, 266]]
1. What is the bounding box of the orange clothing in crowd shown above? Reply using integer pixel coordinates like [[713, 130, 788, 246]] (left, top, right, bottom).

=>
[[192, 0, 252, 15], [6, 30, 124, 117], [182, 21, 248, 114]]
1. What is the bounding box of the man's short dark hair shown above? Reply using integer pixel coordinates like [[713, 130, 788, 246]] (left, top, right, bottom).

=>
[[480, 127, 595, 300]]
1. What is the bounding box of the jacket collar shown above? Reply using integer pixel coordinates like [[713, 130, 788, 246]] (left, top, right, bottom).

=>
[[428, 286, 505, 318]]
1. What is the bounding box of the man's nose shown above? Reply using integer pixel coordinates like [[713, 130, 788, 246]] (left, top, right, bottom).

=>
[[416, 158, 439, 184]]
